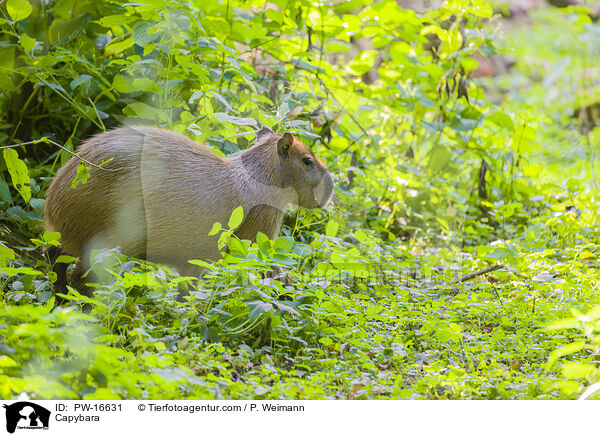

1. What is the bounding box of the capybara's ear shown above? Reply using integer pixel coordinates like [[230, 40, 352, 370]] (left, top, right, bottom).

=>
[[277, 133, 294, 157], [256, 125, 273, 141]]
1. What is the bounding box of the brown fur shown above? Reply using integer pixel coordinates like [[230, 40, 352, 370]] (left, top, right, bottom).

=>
[[44, 125, 333, 285]]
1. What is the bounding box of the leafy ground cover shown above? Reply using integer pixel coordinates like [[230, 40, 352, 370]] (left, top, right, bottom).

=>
[[0, 0, 599, 399]]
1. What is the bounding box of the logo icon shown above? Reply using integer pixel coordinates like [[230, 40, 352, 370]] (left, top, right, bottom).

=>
[[3, 402, 50, 434]]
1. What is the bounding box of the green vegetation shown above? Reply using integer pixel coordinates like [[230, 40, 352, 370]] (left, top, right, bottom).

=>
[[0, 0, 599, 399]]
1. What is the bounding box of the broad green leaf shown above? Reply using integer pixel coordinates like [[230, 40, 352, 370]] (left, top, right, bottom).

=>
[[55, 255, 78, 264], [447, 28, 463, 53], [0, 267, 42, 277], [43, 231, 61, 243], [487, 110, 516, 131], [0, 355, 18, 367], [545, 318, 580, 331], [354, 229, 367, 243], [208, 222, 222, 236], [256, 232, 271, 254], [347, 51, 378, 75], [558, 380, 580, 396], [511, 124, 536, 153], [548, 341, 585, 368], [325, 220, 339, 238], [3, 148, 31, 203], [188, 259, 213, 268], [133, 21, 152, 46], [95, 15, 136, 28], [49, 13, 89, 44], [217, 231, 230, 250], [213, 112, 257, 127], [469, 0, 493, 17], [104, 35, 134, 57], [329, 136, 348, 153], [273, 236, 293, 254], [19, 34, 36, 52], [70, 75, 92, 90], [7, 0, 32, 22], [0, 244, 16, 267], [485, 248, 511, 260], [273, 301, 300, 316], [228, 236, 247, 257], [247, 300, 273, 322], [228, 206, 244, 230], [428, 146, 451, 173], [562, 363, 596, 380], [123, 102, 163, 120], [29, 197, 44, 216], [0, 180, 13, 203]]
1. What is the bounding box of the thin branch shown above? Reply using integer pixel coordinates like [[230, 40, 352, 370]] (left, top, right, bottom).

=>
[[315, 76, 369, 137], [455, 264, 504, 283], [1, 138, 135, 171]]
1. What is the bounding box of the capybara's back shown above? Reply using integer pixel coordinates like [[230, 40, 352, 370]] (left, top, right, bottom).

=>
[[44, 126, 238, 272]]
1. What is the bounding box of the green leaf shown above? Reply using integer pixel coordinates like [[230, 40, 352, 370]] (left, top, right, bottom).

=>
[[273, 236, 293, 254], [19, 34, 36, 52], [273, 301, 300, 316], [485, 248, 511, 260], [228, 237, 247, 257], [95, 15, 136, 28], [562, 363, 596, 380], [217, 231, 231, 250], [133, 21, 152, 46], [55, 255, 78, 264], [256, 232, 271, 254], [7, 0, 32, 22], [70, 74, 92, 90], [0, 266, 42, 277], [71, 163, 90, 188], [0, 244, 16, 267], [104, 35, 134, 57], [487, 110, 515, 131], [545, 318, 580, 331], [208, 222, 222, 236], [325, 220, 339, 238], [188, 259, 213, 268], [247, 300, 273, 322], [354, 229, 367, 243], [548, 341, 585, 368], [447, 28, 463, 53], [122, 102, 162, 120], [428, 146, 451, 173], [511, 124, 536, 153], [228, 206, 244, 230], [3, 148, 31, 203], [0, 180, 13, 203], [29, 197, 44, 216], [213, 112, 257, 127], [49, 13, 89, 44], [329, 137, 348, 152], [43, 231, 61, 244], [0, 355, 18, 368]]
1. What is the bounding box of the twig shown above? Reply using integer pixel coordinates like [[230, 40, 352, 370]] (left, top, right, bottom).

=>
[[455, 264, 504, 283], [1, 138, 135, 171], [222, 353, 243, 383], [315, 76, 369, 137]]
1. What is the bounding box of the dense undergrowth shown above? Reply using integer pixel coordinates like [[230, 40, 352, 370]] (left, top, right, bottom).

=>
[[0, 0, 599, 399]]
